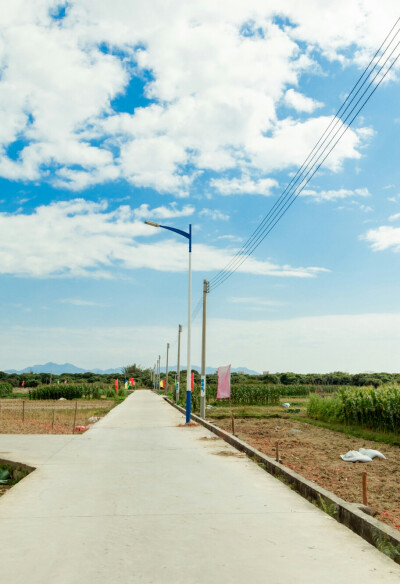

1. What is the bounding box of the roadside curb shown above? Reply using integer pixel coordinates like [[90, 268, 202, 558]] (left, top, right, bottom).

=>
[[164, 396, 400, 561]]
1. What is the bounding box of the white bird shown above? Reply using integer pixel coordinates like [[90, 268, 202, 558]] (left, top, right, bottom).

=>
[[282, 402, 290, 408]]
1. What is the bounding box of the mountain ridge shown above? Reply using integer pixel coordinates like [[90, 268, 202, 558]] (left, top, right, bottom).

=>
[[3, 362, 259, 375]]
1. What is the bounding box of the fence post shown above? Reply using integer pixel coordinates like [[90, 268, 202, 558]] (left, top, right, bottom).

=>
[[275, 441, 279, 462], [52, 408, 55, 432], [22, 400, 25, 423], [362, 471, 368, 506], [72, 401, 78, 434]]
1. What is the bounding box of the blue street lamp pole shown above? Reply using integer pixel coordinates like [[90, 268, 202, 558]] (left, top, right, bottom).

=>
[[144, 220, 192, 423]]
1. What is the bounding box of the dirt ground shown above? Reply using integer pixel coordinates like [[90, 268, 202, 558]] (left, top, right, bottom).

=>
[[213, 416, 400, 532], [0, 399, 115, 434]]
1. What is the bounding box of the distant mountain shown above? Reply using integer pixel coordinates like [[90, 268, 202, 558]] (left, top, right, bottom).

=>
[[3, 362, 259, 375], [159, 365, 259, 375], [4, 362, 122, 375]]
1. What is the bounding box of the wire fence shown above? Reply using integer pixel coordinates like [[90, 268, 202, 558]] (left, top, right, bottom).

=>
[[0, 399, 115, 434]]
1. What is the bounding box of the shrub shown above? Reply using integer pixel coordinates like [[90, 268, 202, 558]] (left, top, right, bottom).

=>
[[29, 385, 84, 400], [0, 383, 13, 397]]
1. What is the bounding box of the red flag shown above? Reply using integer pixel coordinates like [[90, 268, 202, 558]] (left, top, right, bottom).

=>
[[160, 379, 165, 389], [191, 372, 194, 390], [114, 379, 118, 392], [21, 380, 25, 387], [129, 377, 134, 387]]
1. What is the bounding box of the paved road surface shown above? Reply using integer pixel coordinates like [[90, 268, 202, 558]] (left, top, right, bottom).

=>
[[0, 390, 399, 583]]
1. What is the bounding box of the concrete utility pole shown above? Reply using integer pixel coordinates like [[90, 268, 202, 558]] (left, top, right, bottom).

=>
[[165, 342, 170, 395], [176, 324, 182, 402], [157, 355, 161, 391], [153, 364, 156, 390], [200, 279, 210, 419]]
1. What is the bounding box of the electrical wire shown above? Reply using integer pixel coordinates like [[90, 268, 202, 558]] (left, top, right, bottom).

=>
[[209, 18, 400, 292]]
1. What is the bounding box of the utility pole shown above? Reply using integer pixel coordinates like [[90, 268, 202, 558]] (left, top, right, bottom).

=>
[[153, 364, 156, 390], [200, 279, 209, 418], [165, 342, 170, 395], [176, 324, 182, 402], [157, 355, 161, 391]]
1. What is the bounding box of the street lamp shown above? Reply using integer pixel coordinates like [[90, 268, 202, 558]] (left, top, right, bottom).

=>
[[144, 220, 193, 423]]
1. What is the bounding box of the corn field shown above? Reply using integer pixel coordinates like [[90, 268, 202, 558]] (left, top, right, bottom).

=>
[[176, 384, 281, 409], [307, 385, 400, 432]]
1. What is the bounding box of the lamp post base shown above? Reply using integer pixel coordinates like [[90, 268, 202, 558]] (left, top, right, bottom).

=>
[[185, 390, 191, 423]]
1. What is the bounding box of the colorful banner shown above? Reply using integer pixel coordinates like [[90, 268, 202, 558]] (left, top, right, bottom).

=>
[[129, 377, 134, 387], [114, 378, 119, 392], [217, 365, 231, 399], [160, 379, 165, 389], [191, 372, 194, 390], [124, 379, 128, 389]]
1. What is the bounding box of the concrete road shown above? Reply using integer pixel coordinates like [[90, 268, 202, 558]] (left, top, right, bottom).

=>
[[0, 390, 399, 583]]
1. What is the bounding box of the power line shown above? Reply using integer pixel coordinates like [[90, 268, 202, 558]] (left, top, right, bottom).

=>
[[209, 18, 400, 292]]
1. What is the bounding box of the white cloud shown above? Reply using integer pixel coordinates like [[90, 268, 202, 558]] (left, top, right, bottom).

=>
[[389, 212, 400, 221], [284, 88, 323, 113], [0, 199, 328, 278], [229, 296, 283, 307], [58, 298, 106, 307], [216, 234, 243, 242], [133, 203, 195, 220], [0, 1, 393, 192], [361, 225, 400, 252], [199, 208, 230, 221], [302, 187, 370, 202], [211, 176, 278, 196]]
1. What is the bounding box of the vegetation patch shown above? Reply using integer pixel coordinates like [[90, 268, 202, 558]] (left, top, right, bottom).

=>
[[0, 463, 31, 498]]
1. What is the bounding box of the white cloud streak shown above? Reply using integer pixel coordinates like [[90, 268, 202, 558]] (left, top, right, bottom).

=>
[[302, 187, 371, 202], [0, 199, 329, 278], [58, 298, 106, 307]]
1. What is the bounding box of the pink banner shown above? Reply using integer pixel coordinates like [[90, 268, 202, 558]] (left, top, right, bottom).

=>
[[217, 365, 231, 399]]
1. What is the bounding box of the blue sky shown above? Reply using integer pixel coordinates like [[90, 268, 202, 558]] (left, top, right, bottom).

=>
[[1, 1, 400, 373]]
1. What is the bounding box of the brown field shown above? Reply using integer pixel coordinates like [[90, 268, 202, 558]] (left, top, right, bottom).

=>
[[212, 414, 400, 533], [0, 399, 116, 434]]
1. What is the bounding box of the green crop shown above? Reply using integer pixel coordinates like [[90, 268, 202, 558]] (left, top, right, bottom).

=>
[[307, 385, 400, 432]]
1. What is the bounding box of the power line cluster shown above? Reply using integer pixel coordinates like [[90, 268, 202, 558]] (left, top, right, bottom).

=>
[[208, 17, 400, 293]]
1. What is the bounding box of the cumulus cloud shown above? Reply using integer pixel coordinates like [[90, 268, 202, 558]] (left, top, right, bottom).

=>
[[361, 225, 400, 252], [284, 88, 323, 113], [211, 176, 278, 196], [0, 199, 328, 278], [0, 1, 394, 193], [133, 203, 195, 220]]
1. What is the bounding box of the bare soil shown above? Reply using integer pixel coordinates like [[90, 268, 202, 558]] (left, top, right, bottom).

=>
[[0, 399, 115, 434], [213, 416, 400, 532]]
